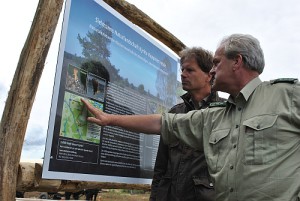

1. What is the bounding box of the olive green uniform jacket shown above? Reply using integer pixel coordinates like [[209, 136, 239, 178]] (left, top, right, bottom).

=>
[[161, 77, 300, 201]]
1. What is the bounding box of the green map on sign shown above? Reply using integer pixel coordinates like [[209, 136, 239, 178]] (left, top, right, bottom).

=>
[[60, 91, 103, 143]]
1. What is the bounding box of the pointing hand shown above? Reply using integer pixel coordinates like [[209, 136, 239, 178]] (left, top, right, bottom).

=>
[[81, 98, 111, 126]]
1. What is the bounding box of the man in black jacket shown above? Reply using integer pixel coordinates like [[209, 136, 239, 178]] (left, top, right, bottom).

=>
[[149, 47, 224, 201]]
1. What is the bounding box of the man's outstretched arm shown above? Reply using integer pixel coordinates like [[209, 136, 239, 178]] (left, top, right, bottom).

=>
[[81, 98, 162, 135]]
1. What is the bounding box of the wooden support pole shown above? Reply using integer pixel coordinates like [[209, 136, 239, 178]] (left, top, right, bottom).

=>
[[16, 162, 150, 192], [0, 0, 64, 200]]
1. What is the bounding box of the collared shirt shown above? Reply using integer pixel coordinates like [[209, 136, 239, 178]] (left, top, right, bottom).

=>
[[150, 92, 222, 201], [161, 77, 300, 201], [188, 95, 209, 110]]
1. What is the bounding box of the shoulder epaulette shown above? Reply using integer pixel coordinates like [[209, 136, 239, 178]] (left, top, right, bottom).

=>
[[209, 101, 227, 108], [270, 78, 298, 85]]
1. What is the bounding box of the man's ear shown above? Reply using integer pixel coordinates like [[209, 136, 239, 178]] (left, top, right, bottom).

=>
[[233, 54, 243, 71], [206, 73, 212, 83]]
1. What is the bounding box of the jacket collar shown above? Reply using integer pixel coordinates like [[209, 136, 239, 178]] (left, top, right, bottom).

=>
[[181, 91, 219, 109], [228, 77, 262, 104]]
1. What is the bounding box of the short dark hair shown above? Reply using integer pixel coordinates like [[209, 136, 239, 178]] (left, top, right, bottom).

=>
[[179, 47, 213, 73]]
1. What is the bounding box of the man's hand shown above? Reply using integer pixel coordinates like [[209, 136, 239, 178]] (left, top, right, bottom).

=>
[[81, 98, 111, 126], [81, 98, 162, 134]]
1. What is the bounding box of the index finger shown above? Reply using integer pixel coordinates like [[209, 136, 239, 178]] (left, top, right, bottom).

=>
[[81, 98, 98, 116]]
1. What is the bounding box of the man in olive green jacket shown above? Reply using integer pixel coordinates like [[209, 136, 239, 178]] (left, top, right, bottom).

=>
[[81, 34, 300, 201]]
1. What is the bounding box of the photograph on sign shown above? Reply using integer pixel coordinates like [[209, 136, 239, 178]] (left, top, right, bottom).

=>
[[43, 0, 179, 184]]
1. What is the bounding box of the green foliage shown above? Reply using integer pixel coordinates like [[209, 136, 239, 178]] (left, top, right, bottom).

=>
[[121, 189, 146, 194], [77, 21, 112, 62], [80, 60, 110, 81]]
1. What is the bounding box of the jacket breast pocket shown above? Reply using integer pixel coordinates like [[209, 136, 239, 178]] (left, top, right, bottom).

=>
[[243, 114, 278, 165], [207, 128, 230, 173], [193, 176, 215, 201]]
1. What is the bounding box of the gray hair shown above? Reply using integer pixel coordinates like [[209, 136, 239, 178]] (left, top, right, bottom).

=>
[[219, 34, 265, 74]]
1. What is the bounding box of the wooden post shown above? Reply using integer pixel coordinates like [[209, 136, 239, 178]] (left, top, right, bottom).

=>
[[0, 0, 64, 200], [16, 162, 150, 192]]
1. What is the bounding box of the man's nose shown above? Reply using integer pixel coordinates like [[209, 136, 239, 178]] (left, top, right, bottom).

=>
[[181, 70, 186, 77]]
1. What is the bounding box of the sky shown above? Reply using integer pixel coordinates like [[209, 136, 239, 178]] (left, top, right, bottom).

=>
[[0, 0, 300, 160]]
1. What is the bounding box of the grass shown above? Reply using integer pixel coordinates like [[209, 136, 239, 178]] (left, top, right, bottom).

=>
[[100, 191, 150, 201]]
